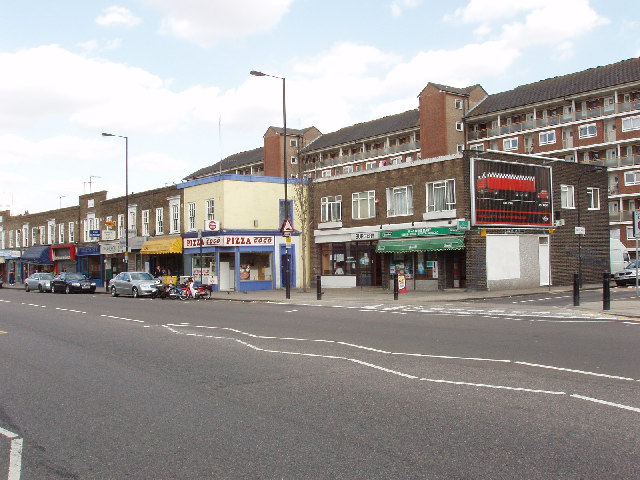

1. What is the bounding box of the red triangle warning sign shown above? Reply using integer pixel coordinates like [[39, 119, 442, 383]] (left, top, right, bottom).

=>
[[280, 219, 294, 234]]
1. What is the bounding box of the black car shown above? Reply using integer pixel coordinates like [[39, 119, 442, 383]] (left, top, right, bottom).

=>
[[51, 272, 97, 294]]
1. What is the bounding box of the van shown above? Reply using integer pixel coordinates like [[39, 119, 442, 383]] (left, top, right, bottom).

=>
[[610, 239, 630, 276]]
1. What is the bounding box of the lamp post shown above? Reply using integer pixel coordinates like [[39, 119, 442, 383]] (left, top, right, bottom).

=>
[[250, 70, 290, 299], [101, 132, 129, 272]]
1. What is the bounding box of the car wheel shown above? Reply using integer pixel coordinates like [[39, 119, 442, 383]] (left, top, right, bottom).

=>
[[111, 286, 119, 297], [38, 284, 43, 293], [65, 285, 71, 294], [25, 284, 29, 292], [132, 287, 139, 298], [90, 288, 95, 294]]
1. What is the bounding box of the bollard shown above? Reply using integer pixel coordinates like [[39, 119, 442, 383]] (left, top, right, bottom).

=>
[[603, 271, 610, 311], [393, 274, 399, 301], [573, 272, 580, 306], [316, 275, 322, 300]]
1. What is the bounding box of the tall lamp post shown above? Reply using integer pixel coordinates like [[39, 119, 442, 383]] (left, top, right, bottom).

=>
[[250, 70, 290, 299], [101, 132, 129, 272]]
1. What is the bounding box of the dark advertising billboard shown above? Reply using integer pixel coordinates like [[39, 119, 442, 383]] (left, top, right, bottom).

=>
[[472, 158, 553, 227]]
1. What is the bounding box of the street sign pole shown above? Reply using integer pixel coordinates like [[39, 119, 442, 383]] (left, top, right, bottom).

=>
[[198, 230, 203, 285]]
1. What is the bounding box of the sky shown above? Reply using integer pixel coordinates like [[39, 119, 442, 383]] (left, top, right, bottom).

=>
[[0, 0, 638, 215]]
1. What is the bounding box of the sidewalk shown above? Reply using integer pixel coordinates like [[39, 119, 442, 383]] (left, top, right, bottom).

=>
[[2, 281, 638, 319]]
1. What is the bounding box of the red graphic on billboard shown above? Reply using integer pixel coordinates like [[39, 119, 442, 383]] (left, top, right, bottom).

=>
[[472, 159, 553, 227]]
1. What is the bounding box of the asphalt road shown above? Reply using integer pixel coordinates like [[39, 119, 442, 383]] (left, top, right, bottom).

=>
[[0, 288, 638, 479]]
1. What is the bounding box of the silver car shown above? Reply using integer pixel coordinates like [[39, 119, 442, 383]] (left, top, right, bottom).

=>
[[25, 272, 54, 292], [109, 272, 159, 298]]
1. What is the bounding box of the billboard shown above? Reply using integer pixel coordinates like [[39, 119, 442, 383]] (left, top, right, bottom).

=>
[[471, 158, 553, 227]]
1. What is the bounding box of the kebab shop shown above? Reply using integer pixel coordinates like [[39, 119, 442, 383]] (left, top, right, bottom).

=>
[[182, 233, 277, 292]]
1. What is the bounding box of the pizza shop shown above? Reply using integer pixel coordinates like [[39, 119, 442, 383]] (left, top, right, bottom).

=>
[[182, 231, 293, 292]]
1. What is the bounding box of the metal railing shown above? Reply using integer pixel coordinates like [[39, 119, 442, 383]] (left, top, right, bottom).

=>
[[317, 141, 420, 168]]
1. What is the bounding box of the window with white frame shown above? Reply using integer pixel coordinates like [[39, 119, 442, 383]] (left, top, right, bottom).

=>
[[503, 137, 518, 151], [118, 214, 125, 239], [578, 123, 597, 138], [128, 207, 136, 236], [155, 208, 164, 235], [14, 230, 19, 248], [626, 226, 637, 240], [188, 202, 196, 231], [352, 190, 375, 220], [455, 121, 463, 131], [22, 225, 28, 247], [321, 169, 332, 178], [88, 199, 94, 208], [68, 222, 75, 243], [206, 200, 215, 221], [386, 185, 413, 217], [291, 156, 298, 164], [456, 144, 464, 153], [58, 223, 64, 244], [31, 227, 38, 246], [365, 161, 376, 170], [539, 130, 556, 145], [142, 210, 150, 236], [320, 195, 342, 222], [587, 187, 600, 210], [39, 226, 45, 244], [84, 213, 95, 242], [426, 179, 456, 212], [169, 198, 180, 233], [470, 143, 484, 151], [560, 184, 575, 208], [290, 139, 297, 147], [624, 171, 640, 185], [454, 98, 463, 109], [9, 230, 14, 248], [390, 156, 402, 165], [47, 220, 55, 244], [622, 115, 640, 132], [0, 227, 4, 250], [343, 165, 353, 174]]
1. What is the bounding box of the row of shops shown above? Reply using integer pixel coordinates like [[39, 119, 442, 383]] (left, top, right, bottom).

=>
[[0, 230, 300, 292]]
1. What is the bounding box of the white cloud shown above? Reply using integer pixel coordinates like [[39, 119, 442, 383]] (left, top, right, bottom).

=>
[[142, 0, 293, 47], [390, 0, 422, 18], [96, 6, 142, 27]]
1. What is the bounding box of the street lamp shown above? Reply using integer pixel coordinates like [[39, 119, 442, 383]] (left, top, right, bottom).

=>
[[250, 70, 290, 299], [102, 132, 129, 272]]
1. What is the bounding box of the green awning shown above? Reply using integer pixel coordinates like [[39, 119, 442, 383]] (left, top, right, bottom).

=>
[[376, 236, 465, 253]]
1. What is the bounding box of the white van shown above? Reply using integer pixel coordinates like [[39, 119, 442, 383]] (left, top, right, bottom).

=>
[[610, 239, 630, 276]]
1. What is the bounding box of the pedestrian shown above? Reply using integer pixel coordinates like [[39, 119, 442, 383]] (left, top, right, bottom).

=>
[[8, 269, 14, 285], [153, 266, 160, 278]]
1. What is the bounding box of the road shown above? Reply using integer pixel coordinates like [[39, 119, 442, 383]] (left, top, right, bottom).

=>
[[0, 288, 638, 479]]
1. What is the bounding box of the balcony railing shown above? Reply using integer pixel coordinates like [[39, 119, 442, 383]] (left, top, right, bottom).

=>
[[316, 141, 420, 168], [609, 210, 634, 222], [468, 100, 640, 141], [603, 154, 640, 168]]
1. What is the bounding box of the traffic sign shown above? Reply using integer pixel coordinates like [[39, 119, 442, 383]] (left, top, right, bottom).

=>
[[633, 211, 640, 238], [280, 219, 294, 235]]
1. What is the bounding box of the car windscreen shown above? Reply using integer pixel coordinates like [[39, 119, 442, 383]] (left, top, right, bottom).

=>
[[131, 273, 154, 281], [66, 273, 87, 280]]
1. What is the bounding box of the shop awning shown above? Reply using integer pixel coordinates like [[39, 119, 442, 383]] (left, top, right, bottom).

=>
[[140, 236, 183, 254], [21, 245, 53, 264], [376, 236, 465, 253]]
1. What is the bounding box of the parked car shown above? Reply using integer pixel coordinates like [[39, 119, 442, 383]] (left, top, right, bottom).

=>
[[51, 272, 97, 294], [613, 260, 640, 286], [109, 272, 159, 298], [25, 272, 54, 292]]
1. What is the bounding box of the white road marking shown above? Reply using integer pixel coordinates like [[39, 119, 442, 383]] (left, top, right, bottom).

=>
[[100, 314, 144, 324], [0, 426, 23, 480], [571, 394, 640, 413]]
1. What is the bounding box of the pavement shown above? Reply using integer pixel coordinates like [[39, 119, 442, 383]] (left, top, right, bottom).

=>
[[5, 280, 637, 319]]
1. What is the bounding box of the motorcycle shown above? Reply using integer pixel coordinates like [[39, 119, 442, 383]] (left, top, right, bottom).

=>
[[181, 282, 212, 300]]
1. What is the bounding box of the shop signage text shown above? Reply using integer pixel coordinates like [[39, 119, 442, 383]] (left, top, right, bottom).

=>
[[184, 235, 275, 248], [351, 232, 377, 240], [381, 222, 469, 239]]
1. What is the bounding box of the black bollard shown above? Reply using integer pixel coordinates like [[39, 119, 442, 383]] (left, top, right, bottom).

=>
[[316, 275, 322, 300], [393, 274, 399, 301], [573, 272, 580, 306], [603, 271, 610, 311]]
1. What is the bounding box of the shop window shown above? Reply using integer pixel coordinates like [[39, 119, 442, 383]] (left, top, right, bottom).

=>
[[239, 252, 272, 281], [192, 255, 216, 284], [321, 243, 355, 276], [386, 185, 413, 217], [320, 195, 342, 222]]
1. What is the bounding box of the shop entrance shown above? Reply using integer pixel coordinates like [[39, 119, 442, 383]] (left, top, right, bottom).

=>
[[219, 252, 235, 291]]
